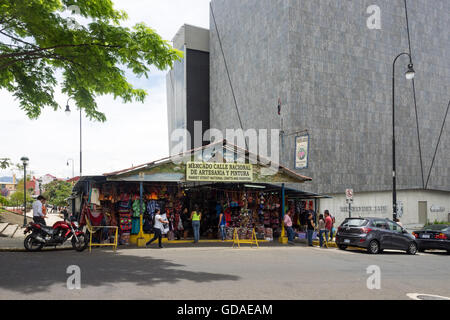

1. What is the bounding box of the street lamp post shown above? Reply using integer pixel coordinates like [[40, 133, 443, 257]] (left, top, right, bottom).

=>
[[37, 178, 42, 196], [20, 157, 29, 227], [392, 52, 415, 221], [65, 99, 83, 177]]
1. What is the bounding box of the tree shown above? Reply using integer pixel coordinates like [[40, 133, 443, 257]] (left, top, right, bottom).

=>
[[42, 180, 73, 207], [9, 189, 33, 208], [0, 158, 11, 169], [0, 195, 8, 206], [9, 177, 34, 208], [0, 0, 182, 121]]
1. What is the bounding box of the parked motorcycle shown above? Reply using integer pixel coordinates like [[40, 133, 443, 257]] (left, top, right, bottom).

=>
[[23, 218, 88, 252]]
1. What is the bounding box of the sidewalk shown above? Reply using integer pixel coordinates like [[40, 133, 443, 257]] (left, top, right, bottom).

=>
[[0, 236, 337, 252]]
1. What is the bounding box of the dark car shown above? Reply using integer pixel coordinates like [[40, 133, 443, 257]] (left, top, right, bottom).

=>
[[336, 217, 418, 255], [412, 224, 450, 254]]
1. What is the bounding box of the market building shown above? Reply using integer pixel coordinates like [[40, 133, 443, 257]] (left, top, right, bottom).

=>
[[166, 0, 450, 226], [72, 141, 331, 246]]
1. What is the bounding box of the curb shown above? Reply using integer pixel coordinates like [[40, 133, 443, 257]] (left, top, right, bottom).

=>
[[312, 240, 337, 248], [0, 247, 73, 252]]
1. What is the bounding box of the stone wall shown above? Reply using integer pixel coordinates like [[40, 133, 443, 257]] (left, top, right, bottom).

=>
[[210, 0, 450, 195]]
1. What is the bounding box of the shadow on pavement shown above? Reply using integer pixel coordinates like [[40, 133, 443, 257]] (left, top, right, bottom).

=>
[[0, 249, 240, 294]]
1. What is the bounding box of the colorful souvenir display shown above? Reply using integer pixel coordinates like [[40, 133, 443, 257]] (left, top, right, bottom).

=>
[[80, 182, 314, 244]]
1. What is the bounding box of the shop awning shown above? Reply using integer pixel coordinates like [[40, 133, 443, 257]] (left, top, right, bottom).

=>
[[103, 140, 313, 184], [180, 182, 332, 200], [72, 176, 106, 193]]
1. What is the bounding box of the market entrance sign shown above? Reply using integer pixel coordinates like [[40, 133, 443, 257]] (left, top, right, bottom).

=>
[[186, 162, 253, 182]]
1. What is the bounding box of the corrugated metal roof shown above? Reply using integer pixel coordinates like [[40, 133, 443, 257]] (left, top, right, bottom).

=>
[[103, 140, 312, 183]]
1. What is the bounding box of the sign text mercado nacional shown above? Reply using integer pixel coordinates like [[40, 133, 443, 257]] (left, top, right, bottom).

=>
[[186, 162, 253, 182]]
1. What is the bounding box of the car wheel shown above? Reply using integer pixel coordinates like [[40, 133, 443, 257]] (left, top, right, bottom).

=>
[[367, 240, 380, 254], [338, 245, 347, 250], [407, 242, 418, 255]]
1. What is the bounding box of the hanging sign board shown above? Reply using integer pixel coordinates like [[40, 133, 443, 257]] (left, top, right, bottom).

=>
[[295, 134, 310, 169], [186, 162, 253, 182]]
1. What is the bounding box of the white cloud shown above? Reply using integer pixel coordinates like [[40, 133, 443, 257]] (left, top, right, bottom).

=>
[[0, 0, 210, 179]]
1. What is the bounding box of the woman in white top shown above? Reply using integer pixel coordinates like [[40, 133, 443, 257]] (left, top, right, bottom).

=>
[[146, 209, 168, 248]]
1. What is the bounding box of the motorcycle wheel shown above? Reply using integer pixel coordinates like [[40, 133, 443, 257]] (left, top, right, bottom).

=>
[[72, 233, 88, 252], [24, 235, 44, 252]]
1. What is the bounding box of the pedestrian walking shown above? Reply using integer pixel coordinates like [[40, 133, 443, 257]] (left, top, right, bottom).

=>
[[218, 210, 227, 241], [284, 210, 295, 245], [324, 210, 333, 242], [190, 205, 202, 243], [32, 196, 47, 225], [318, 214, 328, 248], [307, 213, 315, 246], [61, 206, 69, 221], [146, 209, 168, 248]]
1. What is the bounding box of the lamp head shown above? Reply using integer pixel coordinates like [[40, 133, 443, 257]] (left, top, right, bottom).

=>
[[65, 104, 71, 116], [20, 157, 29, 165], [405, 64, 415, 80]]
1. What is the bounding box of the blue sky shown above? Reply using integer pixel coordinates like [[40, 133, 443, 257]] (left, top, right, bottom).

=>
[[0, 0, 210, 179]]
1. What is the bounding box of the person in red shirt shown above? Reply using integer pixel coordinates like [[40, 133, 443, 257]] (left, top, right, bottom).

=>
[[324, 210, 333, 241]]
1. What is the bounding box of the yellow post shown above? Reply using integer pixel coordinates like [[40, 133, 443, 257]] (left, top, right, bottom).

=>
[[232, 228, 240, 248], [251, 229, 259, 248], [89, 230, 92, 253], [136, 214, 146, 247], [114, 227, 118, 252]]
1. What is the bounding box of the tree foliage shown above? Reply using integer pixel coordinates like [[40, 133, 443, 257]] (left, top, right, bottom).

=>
[[0, 194, 8, 206], [0, 0, 182, 121], [42, 180, 72, 207], [0, 158, 11, 169], [9, 189, 33, 207]]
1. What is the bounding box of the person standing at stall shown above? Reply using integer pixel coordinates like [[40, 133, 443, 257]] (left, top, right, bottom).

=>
[[284, 210, 295, 245], [307, 213, 315, 247], [181, 208, 190, 240], [324, 210, 333, 242], [146, 209, 168, 249], [190, 205, 202, 244], [318, 214, 328, 248]]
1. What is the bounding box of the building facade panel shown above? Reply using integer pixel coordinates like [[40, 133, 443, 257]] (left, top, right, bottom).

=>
[[210, 0, 450, 195]]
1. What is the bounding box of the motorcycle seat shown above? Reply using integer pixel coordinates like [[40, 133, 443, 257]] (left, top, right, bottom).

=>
[[39, 225, 54, 234]]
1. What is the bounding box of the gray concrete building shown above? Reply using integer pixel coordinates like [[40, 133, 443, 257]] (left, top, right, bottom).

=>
[[167, 24, 210, 152], [167, 1, 450, 225], [207, 0, 449, 224]]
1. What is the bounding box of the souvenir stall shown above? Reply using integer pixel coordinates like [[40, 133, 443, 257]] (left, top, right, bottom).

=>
[[72, 141, 328, 246], [77, 181, 187, 245], [183, 186, 283, 242], [74, 180, 327, 246]]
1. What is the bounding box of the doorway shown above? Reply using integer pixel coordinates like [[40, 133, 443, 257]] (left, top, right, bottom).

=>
[[418, 201, 428, 225]]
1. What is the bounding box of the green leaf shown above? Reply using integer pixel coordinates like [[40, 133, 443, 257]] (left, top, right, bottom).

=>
[[0, 0, 182, 121]]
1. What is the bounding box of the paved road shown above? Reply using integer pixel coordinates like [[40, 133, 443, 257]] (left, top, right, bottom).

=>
[[0, 246, 449, 300]]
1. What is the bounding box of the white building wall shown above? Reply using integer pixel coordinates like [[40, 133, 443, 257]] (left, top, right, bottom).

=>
[[319, 190, 450, 227]]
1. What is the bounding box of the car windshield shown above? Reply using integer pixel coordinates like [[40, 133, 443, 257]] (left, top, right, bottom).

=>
[[342, 219, 368, 227], [424, 225, 449, 231]]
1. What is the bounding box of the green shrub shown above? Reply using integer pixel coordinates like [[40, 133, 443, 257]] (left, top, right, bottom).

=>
[[0, 195, 8, 206], [425, 220, 448, 226]]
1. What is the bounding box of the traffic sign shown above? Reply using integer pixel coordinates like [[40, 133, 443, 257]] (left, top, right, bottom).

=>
[[346, 189, 353, 200]]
